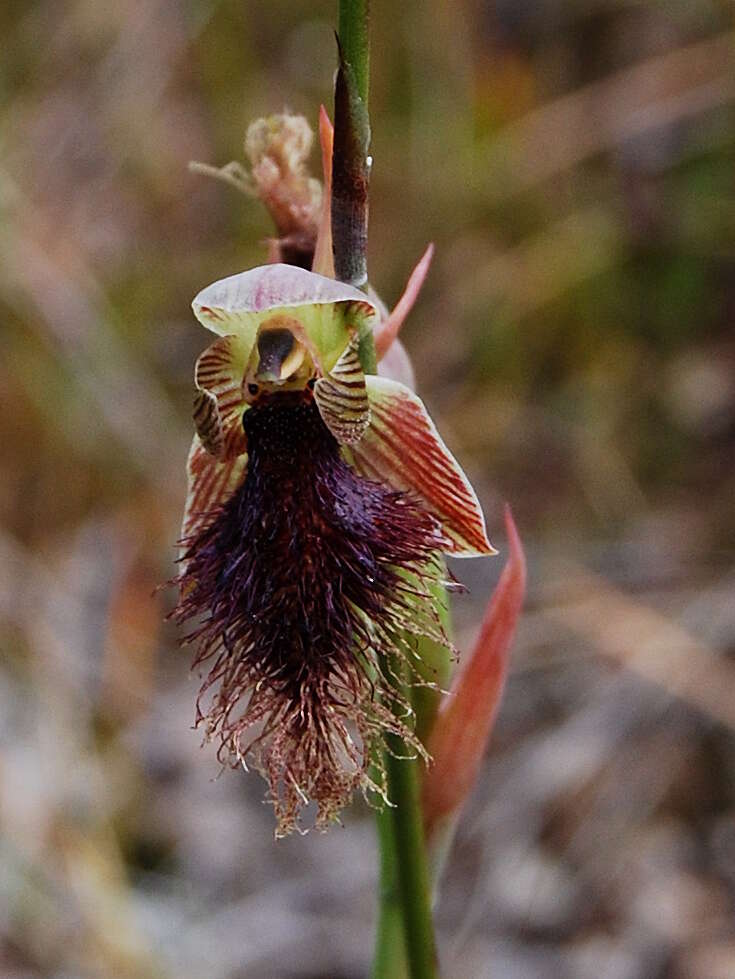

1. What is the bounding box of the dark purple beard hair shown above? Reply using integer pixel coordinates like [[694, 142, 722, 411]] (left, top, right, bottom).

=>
[[175, 392, 450, 834]]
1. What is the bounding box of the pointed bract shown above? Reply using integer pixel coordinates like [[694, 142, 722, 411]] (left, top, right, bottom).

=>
[[423, 507, 525, 840], [374, 243, 434, 360], [349, 376, 495, 557], [312, 106, 335, 278]]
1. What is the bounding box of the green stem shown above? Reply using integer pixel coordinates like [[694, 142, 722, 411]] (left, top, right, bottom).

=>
[[338, 0, 370, 106], [381, 734, 439, 979], [333, 3, 439, 976], [372, 806, 409, 979], [332, 3, 371, 292]]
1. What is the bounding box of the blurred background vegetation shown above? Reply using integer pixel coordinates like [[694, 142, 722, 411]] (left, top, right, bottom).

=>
[[1, 1, 735, 977]]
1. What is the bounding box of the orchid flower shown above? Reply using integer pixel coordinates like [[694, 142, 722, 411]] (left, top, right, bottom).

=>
[[174, 262, 495, 835]]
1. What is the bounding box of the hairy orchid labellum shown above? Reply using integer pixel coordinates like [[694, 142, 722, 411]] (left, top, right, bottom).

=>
[[175, 262, 494, 835]]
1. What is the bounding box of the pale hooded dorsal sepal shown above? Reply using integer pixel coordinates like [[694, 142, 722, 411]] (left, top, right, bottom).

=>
[[349, 376, 496, 558], [192, 263, 379, 374], [314, 334, 370, 445], [193, 334, 250, 459]]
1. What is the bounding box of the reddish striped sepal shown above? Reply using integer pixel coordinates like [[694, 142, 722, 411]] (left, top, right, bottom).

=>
[[350, 376, 495, 558]]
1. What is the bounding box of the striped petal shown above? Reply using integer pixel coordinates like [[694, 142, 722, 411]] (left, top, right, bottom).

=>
[[313, 334, 370, 444], [194, 334, 249, 459], [349, 376, 495, 557], [181, 435, 248, 543], [184, 334, 250, 547], [192, 264, 378, 374], [192, 388, 224, 457]]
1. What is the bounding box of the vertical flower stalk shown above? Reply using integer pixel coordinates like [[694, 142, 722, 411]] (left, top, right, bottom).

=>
[[176, 3, 526, 978], [331, 6, 440, 977], [332, 20, 371, 298]]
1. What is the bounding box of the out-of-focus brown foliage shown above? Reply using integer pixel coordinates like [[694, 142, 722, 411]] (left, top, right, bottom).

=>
[[1, 1, 734, 977]]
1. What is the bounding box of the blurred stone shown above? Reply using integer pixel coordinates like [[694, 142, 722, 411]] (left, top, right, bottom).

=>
[[489, 842, 579, 930], [566, 935, 643, 979], [675, 942, 735, 979], [665, 350, 735, 436], [629, 870, 730, 944]]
